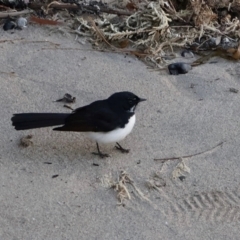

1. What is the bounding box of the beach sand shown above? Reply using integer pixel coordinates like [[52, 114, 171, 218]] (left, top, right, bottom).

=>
[[1, 25, 240, 239]]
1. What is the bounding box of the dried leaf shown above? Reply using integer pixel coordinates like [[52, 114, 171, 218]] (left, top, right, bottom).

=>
[[232, 45, 240, 60], [126, 2, 138, 11], [129, 50, 147, 57], [227, 48, 236, 54], [226, 43, 240, 60], [118, 39, 129, 48], [29, 15, 62, 25]]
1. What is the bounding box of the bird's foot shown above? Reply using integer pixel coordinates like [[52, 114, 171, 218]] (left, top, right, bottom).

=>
[[115, 142, 130, 153], [92, 143, 110, 158], [92, 151, 110, 158]]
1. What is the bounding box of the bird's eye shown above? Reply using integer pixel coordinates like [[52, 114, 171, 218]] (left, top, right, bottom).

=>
[[128, 97, 137, 103]]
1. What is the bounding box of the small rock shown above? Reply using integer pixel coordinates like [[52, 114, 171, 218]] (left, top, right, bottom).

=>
[[168, 62, 192, 75], [3, 20, 16, 31], [16, 17, 27, 29], [181, 50, 194, 58], [179, 176, 186, 181], [208, 37, 219, 47], [222, 37, 230, 44]]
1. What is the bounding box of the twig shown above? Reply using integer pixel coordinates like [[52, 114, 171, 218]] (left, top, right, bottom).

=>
[[170, 25, 193, 28], [29, 15, 63, 25], [154, 141, 224, 161], [70, 29, 91, 37], [64, 104, 74, 110], [0, 9, 33, 18], [0, 5, 11, 10], [0, 71, 15, 76], [0, 38, 24, 43], [89, 18, 117, 49], [41, 47, 97, 51], [28, 2, 132, 16], [90, 19, 149, 57], [0, 39, 59, 46], [19, 40, 60, 46], [41, 46, 148, 58]]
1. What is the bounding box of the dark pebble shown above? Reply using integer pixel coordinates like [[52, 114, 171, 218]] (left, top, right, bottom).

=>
[[168, 62, 192, 75], [3, 20, 16, 31], [181, 50, 194, 58], [179, 176, 186, 181]]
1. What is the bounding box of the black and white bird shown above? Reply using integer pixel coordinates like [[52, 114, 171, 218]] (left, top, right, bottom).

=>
[[11, 91, 146, 157]]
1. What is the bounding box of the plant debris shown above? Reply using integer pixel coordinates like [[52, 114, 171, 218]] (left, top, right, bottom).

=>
[[55, 93, 76, 103], [1, 0, 240, 68], [154, 141, 224, 161], [110, 171, 132, 205], [29, 15, 63, 26], [146, 171, 166, 192], [92, 163, 99, 166], [19, 134, 33, 147], [229, 88, 239, 93], [63, 104, 74, 110], [172, 158, 190, 179], [102, 171, 149, 205]]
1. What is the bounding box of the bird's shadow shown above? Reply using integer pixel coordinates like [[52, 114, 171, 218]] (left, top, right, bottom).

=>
[[14, 132, 118, 162]]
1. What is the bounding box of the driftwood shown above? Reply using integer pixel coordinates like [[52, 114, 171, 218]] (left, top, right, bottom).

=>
[[0, 9, 33, 18]]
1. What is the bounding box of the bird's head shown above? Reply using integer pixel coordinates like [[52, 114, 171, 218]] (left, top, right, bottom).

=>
[[108, 91, 146, 112]]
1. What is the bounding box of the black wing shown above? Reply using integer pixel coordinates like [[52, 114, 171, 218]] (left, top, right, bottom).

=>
[[54, 101, 133, 132]]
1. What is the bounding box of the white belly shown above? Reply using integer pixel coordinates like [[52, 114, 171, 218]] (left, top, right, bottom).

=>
[[87, 115, 136, 144]]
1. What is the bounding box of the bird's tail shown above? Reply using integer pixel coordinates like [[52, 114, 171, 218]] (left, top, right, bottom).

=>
[[11, 113, 70, 130]]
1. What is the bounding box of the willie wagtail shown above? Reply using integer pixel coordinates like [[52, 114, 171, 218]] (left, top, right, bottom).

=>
[[11, 91, 146, 158]]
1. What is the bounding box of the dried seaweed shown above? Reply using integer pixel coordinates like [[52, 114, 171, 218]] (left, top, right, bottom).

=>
[[2, 0, 240, 67], [102, 171, 150, 205], [71, 0, 240, 67]]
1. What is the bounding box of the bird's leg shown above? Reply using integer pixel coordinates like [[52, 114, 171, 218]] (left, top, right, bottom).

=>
[[92, 142, 110, 158], [63, 104, 74, 111], [115, 142, 130, 153]]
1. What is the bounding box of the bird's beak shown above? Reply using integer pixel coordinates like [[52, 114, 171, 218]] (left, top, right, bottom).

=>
[[138, 98, 147, 102]]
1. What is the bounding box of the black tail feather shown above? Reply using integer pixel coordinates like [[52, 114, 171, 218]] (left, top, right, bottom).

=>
[[11, 113, 70, 130]]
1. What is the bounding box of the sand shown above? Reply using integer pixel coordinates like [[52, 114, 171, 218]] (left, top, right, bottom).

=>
[[1, 25, 240, 240]]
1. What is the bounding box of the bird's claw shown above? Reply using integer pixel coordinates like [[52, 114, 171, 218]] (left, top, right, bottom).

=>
[[92, 152, 110, 158], [115, 143, 130, 153]]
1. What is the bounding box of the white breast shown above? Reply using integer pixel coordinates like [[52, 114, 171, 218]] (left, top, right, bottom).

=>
[[87, 115, 136, 144]]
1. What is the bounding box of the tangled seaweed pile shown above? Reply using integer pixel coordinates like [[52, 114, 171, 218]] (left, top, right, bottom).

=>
[[84, 0, 240, 67], [91, 2, 183, 66], [1, 0, 240, 67]]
